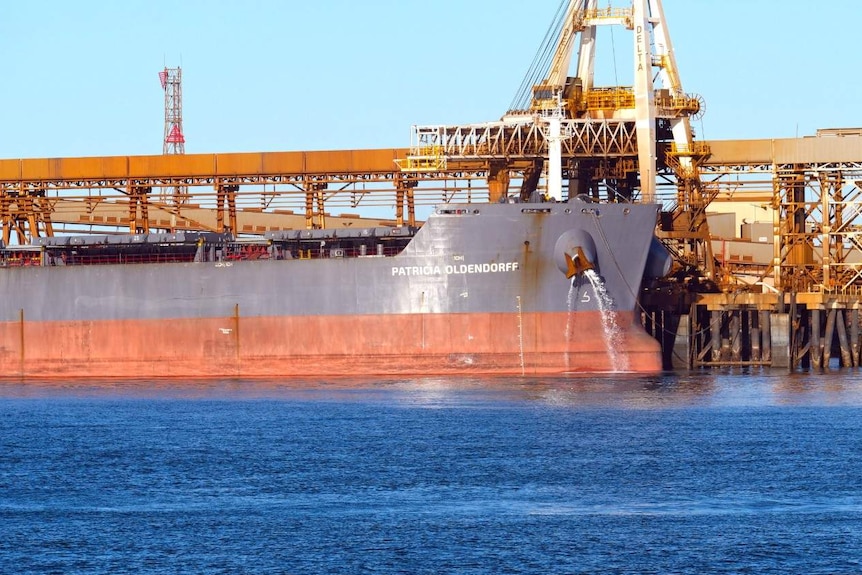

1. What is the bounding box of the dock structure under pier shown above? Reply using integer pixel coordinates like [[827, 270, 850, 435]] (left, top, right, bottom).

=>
[[642, 291, 862, 371], [640, 131, 862, 372]]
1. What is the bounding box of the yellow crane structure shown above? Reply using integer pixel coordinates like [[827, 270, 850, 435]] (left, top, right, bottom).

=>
[[399, 0, 716, 280]]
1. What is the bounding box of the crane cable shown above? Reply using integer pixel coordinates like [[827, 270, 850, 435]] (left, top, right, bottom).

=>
[[507, 0, 572, 114]]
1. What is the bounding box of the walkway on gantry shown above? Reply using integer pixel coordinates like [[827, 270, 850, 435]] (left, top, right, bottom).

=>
[[0, 148, 419, 242]]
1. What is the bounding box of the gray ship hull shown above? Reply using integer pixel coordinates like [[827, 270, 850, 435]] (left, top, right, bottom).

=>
[[0, 199, 665, 378]]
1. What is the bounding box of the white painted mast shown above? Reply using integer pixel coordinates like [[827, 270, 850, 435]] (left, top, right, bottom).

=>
[[546, 112, 564, 201], [632, 0, 657, 203], [575, 0, 597, 95]]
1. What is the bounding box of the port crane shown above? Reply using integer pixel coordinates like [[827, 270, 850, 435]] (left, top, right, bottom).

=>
[[398, 0, 716, 280]]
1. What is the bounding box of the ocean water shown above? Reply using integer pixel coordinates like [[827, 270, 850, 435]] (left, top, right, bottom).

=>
[[1, 371, 862, 574]]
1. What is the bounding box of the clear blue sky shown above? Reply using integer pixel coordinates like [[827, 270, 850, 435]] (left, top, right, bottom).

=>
[[0, 0, 857, 159]]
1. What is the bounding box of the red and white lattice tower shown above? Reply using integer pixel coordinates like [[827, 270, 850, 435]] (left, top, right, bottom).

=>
[[159, 67, 186, 208], [160, 66, 185, 155]]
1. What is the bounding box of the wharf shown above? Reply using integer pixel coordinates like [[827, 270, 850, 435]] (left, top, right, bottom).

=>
[[642, 289, 862, 371]]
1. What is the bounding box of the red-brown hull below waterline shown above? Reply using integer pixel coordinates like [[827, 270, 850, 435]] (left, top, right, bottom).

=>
[[0, 311, 662, 379]]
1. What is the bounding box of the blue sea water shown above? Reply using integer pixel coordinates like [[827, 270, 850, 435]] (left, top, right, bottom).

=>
[[1, 371, 862, 574]]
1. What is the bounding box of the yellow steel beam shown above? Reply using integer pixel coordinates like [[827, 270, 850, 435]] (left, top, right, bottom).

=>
[[0, 149, 410, 185], [703, 136, 862, 167], [0, 136, 857, 188]]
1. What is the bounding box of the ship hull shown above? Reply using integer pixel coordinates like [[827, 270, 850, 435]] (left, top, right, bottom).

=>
[[0, 311, 660, 378], [0, 199, 665, 379]]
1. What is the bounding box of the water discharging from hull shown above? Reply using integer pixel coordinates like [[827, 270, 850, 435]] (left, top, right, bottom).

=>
[[583, 269, 627, 372], [565, 281, 577, 369]]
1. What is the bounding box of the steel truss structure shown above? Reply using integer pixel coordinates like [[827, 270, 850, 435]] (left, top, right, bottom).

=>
[[0, 149, 499, 244], [701, 136, 862, 293], [774, 162, 862, 293], [402, 120, 639, 162]]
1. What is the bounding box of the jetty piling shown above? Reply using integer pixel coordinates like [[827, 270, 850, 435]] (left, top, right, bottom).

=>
[[644, 290, 862, 371]]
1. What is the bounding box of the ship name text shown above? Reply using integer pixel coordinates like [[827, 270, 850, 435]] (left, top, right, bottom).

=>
[[392, 262, 520, 277]]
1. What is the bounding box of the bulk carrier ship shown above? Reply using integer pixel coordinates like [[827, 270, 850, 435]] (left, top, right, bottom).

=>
[[0, 0, 708, 379], [0, 195, 668, 378]]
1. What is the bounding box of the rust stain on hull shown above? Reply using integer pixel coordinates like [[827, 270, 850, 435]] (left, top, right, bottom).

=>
[[0, 311, 661, 379]]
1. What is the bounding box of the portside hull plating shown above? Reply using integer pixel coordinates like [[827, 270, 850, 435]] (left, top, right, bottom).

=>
[[0, 200, 664, 379], [0, 311, 661, 378]]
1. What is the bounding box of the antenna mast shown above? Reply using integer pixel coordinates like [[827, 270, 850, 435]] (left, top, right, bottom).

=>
[[160, 66, 185, 155], [159, 67, 187, 206]]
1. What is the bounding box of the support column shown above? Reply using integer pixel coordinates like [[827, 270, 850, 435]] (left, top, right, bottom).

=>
[[789, 293, 799, 370], [567, 161, 591, 201], [315, 186, 325, 230], [487, 161, 510, 204], [303, 180, 326, 230], [406, 182, 416, 228], [215, 183, 238, 234], [811, 308, 822, 370], [519, 159, 543, 201], [227, 186, 237, 235], [729, 311, 741, 362], [851, 309, 860, 367], [393, 177, 418, 228], [836, 309, 851, 367], [128, 184, 151, 234], [217, 184, 225, 232], [760, 310, 772, 364], [643, 310, 655, 338], [823, 308, 836, 369], [0, 189, 12, 245], [710, 310, 722, 363], [304, 185, 314, 230], [671, 313, 692, 370], [395, 182, 404, 227], [129, 192, 138, 234], [750, 310, 761, 363], [771, 313, 791, 370]]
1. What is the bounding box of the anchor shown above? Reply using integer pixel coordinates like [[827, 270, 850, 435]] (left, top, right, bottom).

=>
[[563, 246, 596, 279]]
